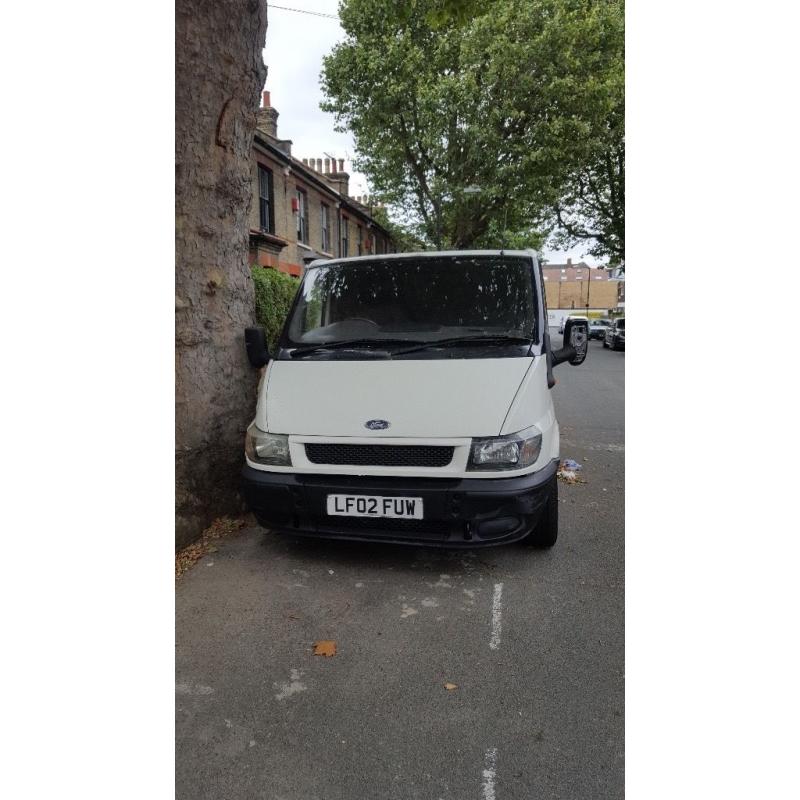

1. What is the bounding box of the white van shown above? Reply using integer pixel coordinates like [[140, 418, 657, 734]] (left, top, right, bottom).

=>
[[242, 251, 588, 549]]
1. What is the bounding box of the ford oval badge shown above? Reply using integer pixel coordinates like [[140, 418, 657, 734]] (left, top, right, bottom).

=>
[[365, 419, 390, 430]]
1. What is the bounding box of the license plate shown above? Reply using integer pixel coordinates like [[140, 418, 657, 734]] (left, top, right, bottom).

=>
[[326, 494, 424, 519]]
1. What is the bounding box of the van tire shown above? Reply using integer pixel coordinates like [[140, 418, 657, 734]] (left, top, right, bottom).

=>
[[523, 478, 558, 548], [602, 339, 609, 348]]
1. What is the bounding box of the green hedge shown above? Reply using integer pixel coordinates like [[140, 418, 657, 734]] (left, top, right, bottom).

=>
[[251, 266, 300, 352]]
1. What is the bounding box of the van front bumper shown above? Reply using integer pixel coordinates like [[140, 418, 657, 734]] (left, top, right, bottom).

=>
[[241, 459, 558, 548]]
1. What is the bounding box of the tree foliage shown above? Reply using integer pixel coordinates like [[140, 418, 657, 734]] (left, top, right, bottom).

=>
[[549, 116, 624, 266], [321, 0, 623, 261]]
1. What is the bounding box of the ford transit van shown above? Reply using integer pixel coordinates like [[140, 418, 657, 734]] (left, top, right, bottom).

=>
[[242, 251, 588, 548]]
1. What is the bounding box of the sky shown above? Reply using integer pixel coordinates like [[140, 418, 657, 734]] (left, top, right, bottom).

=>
[[263, 2, 597, 265]]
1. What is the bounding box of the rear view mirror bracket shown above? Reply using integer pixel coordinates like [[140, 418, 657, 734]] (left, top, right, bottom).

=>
[[553, 318, 588, 367], [245, 327, 271, 368]]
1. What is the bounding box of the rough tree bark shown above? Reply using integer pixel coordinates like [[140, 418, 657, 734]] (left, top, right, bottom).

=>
[[175, 0, 268, 548]]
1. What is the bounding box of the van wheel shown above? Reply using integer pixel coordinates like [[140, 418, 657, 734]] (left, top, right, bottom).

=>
[[523, 478, 558, 548], [602, 339, 609, 348]]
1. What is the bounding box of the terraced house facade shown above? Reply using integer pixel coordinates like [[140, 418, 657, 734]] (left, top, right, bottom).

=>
[[249, 91, 394, 277]]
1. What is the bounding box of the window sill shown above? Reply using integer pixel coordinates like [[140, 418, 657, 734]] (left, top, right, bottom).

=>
[[297, 242, 313, 251], [250, 229, 289, 249]]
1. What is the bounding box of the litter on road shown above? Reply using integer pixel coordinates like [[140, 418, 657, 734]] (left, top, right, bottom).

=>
[[558, 459, 587, 484]]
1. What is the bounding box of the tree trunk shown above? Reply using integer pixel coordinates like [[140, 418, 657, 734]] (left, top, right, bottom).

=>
[[175, 0, 268, 548]]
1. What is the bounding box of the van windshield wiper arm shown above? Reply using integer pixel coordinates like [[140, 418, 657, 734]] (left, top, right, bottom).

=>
[[289, 338, 420, 358], [392, 334, 533, 356]]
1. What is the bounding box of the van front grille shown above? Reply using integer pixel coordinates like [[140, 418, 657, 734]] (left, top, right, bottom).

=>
[[318, 516, 453, 539], [305, 443, 454, 468]]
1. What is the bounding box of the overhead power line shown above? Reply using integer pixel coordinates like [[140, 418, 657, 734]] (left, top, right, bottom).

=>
[[269, 4, 339, 19]]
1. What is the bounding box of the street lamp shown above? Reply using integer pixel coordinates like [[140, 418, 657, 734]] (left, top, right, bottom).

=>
[[586, 268, 590, 318]]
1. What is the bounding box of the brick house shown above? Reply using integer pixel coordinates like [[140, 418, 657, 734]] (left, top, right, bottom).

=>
[[249, 92, 394, 277], [542, 258, 619, 312]]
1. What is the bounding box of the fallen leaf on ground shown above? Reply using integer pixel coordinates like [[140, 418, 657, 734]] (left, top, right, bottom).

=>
[[313, 640, 337, 657], [444, 682, 458, 690], [175, 516, 247, 579]]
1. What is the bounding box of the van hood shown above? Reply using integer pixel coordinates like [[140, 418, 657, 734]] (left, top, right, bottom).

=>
[[263, 358, 534, 438]]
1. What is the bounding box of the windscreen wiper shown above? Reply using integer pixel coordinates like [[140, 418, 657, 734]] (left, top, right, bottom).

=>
[[289, 338, 420, 358], [391, 334, 534, 356]]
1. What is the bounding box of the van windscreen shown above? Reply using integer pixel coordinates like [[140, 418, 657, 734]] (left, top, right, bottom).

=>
[[285, 255, 536, 347]]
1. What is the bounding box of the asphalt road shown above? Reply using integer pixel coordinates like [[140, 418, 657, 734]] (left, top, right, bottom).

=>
[[176, 332, 624, 800]]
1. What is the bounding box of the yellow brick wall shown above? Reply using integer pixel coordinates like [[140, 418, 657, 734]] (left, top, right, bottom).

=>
[[545, 279, 618, 311]]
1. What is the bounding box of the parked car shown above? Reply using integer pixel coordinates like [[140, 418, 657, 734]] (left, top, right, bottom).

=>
[[588, 318, 612, 340], [603, 317, 625, 350], [242, 250, 590, 550]]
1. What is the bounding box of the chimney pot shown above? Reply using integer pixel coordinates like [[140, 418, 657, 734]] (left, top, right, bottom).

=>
[[338, 158, 345, 172], [302, 158, 308, 165], [567, 258, 572, 266], [331, 160, 337, 173], [262, 91, 271, 108], [324, 158, 330, 172]]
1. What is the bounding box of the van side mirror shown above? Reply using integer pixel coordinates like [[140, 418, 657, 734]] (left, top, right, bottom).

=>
[[245, 327, 271, 368], [552, 318, 589, 366]]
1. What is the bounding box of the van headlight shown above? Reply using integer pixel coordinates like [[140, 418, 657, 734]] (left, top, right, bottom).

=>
[[245, 424, 291, 466], [468, 426, 542, 471]]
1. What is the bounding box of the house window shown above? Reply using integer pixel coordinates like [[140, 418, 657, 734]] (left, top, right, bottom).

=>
[[258, 166, 273, 233], [321, 203, 330, 252], [357, 225, 362, 256], [341, 217, 349, 256], [296, 189, 308, 244]]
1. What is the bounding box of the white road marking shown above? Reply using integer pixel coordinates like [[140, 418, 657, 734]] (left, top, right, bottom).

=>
[[489, 583, 504, 650], [482, 747, 498, 800], [401, 604, 418, 618]]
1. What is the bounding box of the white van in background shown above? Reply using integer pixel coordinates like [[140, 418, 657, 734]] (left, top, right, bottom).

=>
[[242, 251, 588, 549]]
